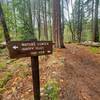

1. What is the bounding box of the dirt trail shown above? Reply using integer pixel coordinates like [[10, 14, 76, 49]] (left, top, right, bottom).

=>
[[39, 44, 100, 100], [1, 44, 100, 100], [57, 44, 100, 100]]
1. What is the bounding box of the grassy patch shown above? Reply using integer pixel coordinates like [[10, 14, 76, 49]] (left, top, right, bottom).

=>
[[0, 48, 8, 56], [0, 63, 6, 69], [0, 72, 12, 88], [44, 80, 60, 100], [89, 47, 100, 54], [0, 88, 6, 94], [19, 71, 30, 78], [0, 48, 3, 53]]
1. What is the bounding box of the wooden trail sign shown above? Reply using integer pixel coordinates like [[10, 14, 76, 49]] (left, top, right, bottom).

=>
[[7, 40, 54, 100], [7, 41, 53, 58]]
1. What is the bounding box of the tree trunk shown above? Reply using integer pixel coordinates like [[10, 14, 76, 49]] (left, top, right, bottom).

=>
[[44, 0, 48, 40], [12, 0, 17, 33], [61, 0, 64, 43], [66, 0, 75, 42], [91, 0, 94, 38], [0, 2, 10, 43], [77, 0, 83, 43], [37, 0, 41, 40], [93, 0, 99, 42], [53, 0, 64, 48], [28, 0, 34, 37], [48, 0, 52, 41]]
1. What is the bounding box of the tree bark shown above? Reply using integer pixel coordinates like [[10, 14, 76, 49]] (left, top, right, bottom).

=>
[[28, 0, 34, 37], [0, 2, 10, 43], [93, 0, 99, 42], [44, 0, 48, 40], [37, 0, 41, 40], [53, 0, 64, 48]]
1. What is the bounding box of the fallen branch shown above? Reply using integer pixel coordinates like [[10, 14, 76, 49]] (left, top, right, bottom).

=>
[[79, 41, 100, 47]]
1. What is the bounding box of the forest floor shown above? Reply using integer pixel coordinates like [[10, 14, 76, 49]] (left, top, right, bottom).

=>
[[0, 43, 100, 100]]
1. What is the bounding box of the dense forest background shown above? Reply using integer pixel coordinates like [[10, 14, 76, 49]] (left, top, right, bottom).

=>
[[0, 0, 100, 46], [0, 0, 100, 99]]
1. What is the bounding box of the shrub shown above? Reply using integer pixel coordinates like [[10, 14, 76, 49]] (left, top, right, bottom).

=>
[[44, 80, 60, 100]]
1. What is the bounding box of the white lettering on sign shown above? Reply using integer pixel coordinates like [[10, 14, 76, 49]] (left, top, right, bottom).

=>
[[38, 51, 45, 54], [31, 52, 37, 55], [13, 45, 19, 50], [35, 47, 44, 50], [21, 47, 35, 51], [31, 51, 46, 55], [21, 42, 50, 47], [21, 43, 36, 47], [21, 47, 45, 51], [47, 51, 51, 53], [37, 43, 49, 46]]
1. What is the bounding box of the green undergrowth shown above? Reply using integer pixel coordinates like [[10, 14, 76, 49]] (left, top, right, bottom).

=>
[[0, 62, 6, 69], [44, 80, 60, 100], [0, 72, 12, 89], [0, 87, 6, 94], [0, 48, 3, 53], [18, 70, 30, 78], [89, 47, 100, 54]]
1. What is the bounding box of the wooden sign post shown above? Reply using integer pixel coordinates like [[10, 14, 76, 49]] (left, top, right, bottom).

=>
[[7, 40, 53, 100], [31, 56, 40, 100]]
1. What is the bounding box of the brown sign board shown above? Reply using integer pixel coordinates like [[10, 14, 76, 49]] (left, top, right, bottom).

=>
[[7, 41, 53, 58]]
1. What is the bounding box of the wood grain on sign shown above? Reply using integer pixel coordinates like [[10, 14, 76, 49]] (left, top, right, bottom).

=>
[[7, 41, 53, 58]]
